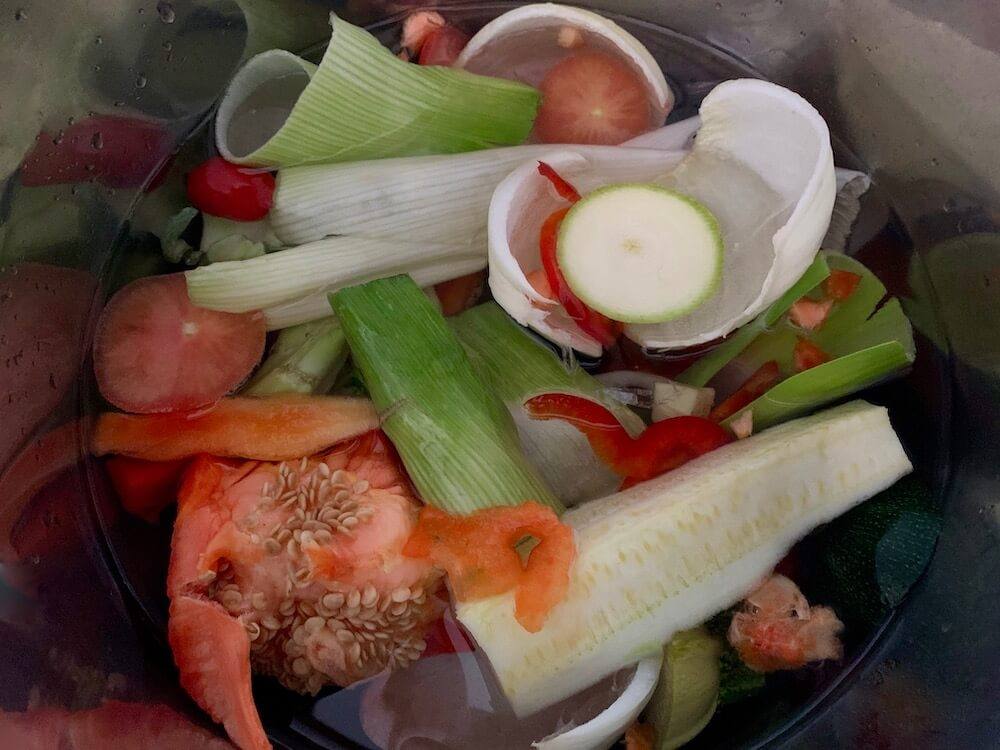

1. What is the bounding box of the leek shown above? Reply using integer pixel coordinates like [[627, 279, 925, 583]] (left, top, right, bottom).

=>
[[676, 254, 831, 387], [185, 236, 484, 314], [243, 316, 347, 396], [259, 256, 487, 330], [215, 14, 540, 168], [452, 303, 642, 505], [723, 341, 914, 432], [728, 252, 912, 376], [330, 276, 561, 515]]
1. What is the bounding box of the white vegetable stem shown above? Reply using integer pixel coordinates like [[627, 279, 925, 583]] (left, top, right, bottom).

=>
[[458, 400, 911, 716], [185, 236, 484, 313]]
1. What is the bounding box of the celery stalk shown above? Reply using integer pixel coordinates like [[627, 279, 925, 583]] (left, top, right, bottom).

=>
[[243, 317, 347, 396], [676, 255, 831, 387], [330, 277, 561, 515], [453, 303, 643, 506]]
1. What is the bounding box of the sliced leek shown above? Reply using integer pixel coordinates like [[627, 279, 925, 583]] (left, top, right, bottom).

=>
[[330, 276, 561, 515], [458, 400, 912, 716], [452, 303, 642, 505], [185, 236, 485, 313], [215, 14, 540, 168]]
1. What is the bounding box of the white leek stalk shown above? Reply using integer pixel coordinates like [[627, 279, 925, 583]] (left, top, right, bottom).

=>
[[185, 236, 484, 313]]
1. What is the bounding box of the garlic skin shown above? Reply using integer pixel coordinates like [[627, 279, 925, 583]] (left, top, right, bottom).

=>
[[486, 79, 838, 354]]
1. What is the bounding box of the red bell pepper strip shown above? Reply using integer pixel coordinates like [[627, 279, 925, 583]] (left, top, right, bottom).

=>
[[525, 393, 731, 486], [418, 25, 470, 66], [105, 456, 190, 523], [824, 269, 862, 300], [709, 360, 782, 423], [793, 338, 832, 372], [537, 161, 582, 202]]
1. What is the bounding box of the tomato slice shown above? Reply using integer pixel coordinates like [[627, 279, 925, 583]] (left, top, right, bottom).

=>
[[534, 51, 651, 145], [788, 297, 834, 330], [417, 25, 470, 66], [92, 274, 266, 413]]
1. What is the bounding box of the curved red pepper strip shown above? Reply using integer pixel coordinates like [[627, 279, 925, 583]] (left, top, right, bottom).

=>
[[536, 162, 622, 347], [524, 393, 731, 487], [709, 360, 782, 423], [537, 161, 582, 202]]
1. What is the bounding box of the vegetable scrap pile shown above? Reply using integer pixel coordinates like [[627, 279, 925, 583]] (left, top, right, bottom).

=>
[[54, 5, 936, 750]]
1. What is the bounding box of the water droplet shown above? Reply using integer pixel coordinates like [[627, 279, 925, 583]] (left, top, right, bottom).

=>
[[162, 40, 173, 51], [156, 1, 176, 23], [91, 131, 104, 150], [14, 8, 26, 21], [714, 2, 722, 8], [114, 100, 125, 107], [135, 73, 147, 88], [95, 35, 103, 45], [53, 130, 65, 145], [93, 64, 102, 72]]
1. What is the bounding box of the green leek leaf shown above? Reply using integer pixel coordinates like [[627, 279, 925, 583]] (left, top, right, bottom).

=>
[[330, 276, 561, 515], [216, 13, 540, 168]]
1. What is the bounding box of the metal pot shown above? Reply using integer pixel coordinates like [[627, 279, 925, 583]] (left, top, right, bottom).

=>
[[0, 1, 996, 747]]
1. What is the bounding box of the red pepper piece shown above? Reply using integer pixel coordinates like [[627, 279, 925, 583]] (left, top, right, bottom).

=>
[[186, 157, 275, 221], [539, 207, 623, 346], [793, 338, 832, 372], [525, 393, 731, 485], [105, 456, 190, 523], [824, 269, 862, 300], [788, 297, 834, 331], [709, 360, 782, 423], [537, 161, 582, 202], [417, 25, 470, 66]]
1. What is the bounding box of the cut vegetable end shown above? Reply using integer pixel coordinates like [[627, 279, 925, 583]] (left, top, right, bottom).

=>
[[558, 184, 723, 324], [93, 274, 266, 414]]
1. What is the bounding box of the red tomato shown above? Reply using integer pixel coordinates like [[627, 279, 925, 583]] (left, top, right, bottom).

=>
[[105, 456, 190, 522], [186, 157, 275, 221], [92, 274, 266, 414], [534, 51, 651, 145], [417, 25, 470, 66], [793, 338, 832, 372]]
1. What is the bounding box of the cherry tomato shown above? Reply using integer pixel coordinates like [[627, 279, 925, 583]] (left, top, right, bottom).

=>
[[186, 156, 275, 221]]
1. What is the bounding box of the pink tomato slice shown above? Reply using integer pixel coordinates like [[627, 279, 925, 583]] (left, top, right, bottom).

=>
[[417, 25, 470, 66], [93, 274, 265, 414], [534, 51, 651, 145]]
